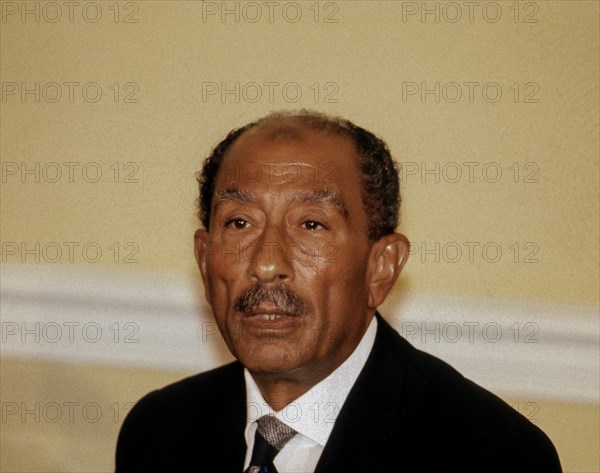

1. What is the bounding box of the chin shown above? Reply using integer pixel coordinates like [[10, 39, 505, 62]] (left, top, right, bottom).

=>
[[237, 346, 305, 376]]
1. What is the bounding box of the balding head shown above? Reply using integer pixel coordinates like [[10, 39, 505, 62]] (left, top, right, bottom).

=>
[[197, 110, 400, 240]]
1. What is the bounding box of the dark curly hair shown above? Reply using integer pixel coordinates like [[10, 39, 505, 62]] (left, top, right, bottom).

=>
[[196, 110, 400, 241]]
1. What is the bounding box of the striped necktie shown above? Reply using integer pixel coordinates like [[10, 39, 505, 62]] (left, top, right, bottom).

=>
[[244, 415, 297, 473]]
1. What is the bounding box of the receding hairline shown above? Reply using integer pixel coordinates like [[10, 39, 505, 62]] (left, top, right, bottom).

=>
[[252, 110, 355, 133], [228, 111, 357, 151], [198, 109, 400, 240]]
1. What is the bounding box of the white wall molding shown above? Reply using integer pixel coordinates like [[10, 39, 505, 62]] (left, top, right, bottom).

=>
[[1, 264, 598, 404]]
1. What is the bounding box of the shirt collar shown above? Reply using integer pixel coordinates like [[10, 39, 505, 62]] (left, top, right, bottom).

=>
[[244, 316, 378, 447]]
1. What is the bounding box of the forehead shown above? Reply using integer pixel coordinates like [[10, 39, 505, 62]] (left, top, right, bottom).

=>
[[216, 122, 361, 188]]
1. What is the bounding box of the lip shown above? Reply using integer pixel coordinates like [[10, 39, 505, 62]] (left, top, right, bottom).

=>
[[241, 310, 300, 329]]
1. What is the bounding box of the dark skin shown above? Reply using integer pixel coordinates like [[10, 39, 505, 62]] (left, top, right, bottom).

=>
[[195, 121, 410, 410]]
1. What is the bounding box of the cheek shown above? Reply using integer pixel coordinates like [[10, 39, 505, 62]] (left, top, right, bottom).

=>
[[206, 241, 248, 278], [321, 248, 368, 284], [297, 253, 369, 310], [205, 257, 245, 307]]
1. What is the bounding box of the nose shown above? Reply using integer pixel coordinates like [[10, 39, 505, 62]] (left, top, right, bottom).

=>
[[246, 223, 293, 284]]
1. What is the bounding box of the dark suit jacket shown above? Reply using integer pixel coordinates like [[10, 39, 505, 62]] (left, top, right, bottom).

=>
[[116, 314, 562, 472]]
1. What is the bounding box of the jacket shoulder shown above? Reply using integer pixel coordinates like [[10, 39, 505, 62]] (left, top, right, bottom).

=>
[[122, 359, 243, 423], [115, 361, 244, 472], [377, 317, 562, 471]]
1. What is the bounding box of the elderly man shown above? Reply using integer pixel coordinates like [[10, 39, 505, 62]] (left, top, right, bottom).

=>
[[116, 111, 561, 472]]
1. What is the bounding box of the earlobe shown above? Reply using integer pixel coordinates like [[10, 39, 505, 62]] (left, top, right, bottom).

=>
[[194, 228, 212, 305], [367, 233, 410, 308]]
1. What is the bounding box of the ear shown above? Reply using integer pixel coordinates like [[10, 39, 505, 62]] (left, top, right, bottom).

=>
[[194, 228, 212, 306], [367, 233, 410, 309]]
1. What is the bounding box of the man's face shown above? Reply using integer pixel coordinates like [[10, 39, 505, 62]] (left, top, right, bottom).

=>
[[195, 123, 392, 382]]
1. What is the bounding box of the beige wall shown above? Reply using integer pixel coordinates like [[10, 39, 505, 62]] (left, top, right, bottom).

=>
[[1, 1, 598, 472], [2, 1, 598, 304]]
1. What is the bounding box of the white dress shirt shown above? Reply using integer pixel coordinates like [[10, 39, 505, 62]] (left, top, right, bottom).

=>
[[243, 316, 378, 473]]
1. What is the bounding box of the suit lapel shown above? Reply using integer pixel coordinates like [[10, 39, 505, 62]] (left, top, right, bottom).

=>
[[212, 362, 247, 471], [314, 314, 409, 473]]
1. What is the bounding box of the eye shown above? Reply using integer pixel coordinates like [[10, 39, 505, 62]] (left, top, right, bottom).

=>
[[302, 220, 325, 231], [225, 218, 250, 229]]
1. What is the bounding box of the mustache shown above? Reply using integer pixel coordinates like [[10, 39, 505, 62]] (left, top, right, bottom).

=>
[[233, 284, 310, 316]]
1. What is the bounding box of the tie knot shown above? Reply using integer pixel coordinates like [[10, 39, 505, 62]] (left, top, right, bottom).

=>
[[256, 415, 297, 451]]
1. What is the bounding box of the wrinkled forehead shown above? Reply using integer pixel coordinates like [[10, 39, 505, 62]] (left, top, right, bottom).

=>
[[215, 120, 362, 193], [210, 120, 370, 230], [216, 121, 360, 184], [229, 119, 356, 156]]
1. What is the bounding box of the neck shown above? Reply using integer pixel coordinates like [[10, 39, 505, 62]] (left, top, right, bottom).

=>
[[250, 374, 317, 411], [249, 312, 377, 411], [249, 334, 366, 410]]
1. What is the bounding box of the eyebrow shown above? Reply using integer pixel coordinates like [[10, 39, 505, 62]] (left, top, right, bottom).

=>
[[288, 189, 349, 219], [212, 187, 349, 219], [213, 188, 257, 211]]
